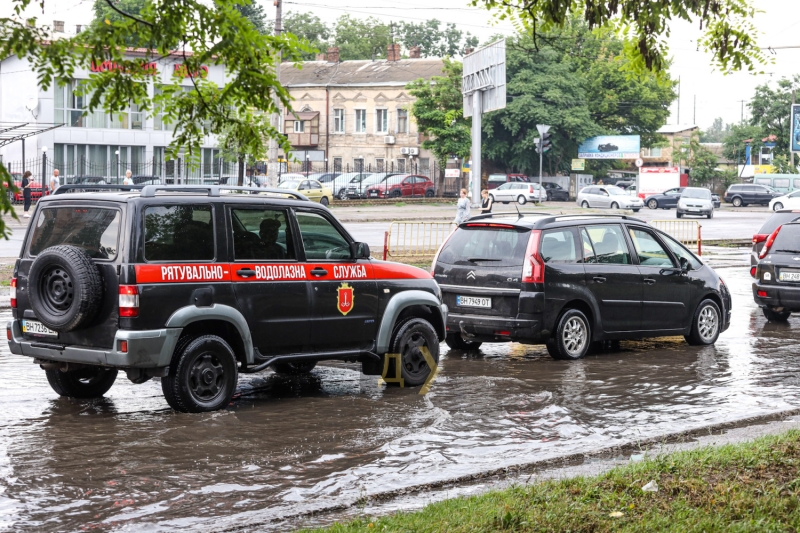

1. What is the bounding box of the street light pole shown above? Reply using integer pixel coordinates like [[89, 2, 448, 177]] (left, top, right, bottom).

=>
[[536, 124, 551, 204]]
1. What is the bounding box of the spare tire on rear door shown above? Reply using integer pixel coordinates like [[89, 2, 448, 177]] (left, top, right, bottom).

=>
[[28, 245, 104, 332]]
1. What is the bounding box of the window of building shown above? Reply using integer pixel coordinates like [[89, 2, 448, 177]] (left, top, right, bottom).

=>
[[54, 79, 106, 128], [144, 205, 215, 261], [333, 109, 345, 133], [397, 109, 408, 133], [354, 158, 364, 172], [642, 147, 663, 158], [355, 109, 366, 133], [419, 158, 430, 172], [375, 109, 388, 133], [202, 148, 232, 179], [396, 158, 406, 172], [375, 158, 385, 172], [294, 120, 305, 133], [333, 157, 343, 172]]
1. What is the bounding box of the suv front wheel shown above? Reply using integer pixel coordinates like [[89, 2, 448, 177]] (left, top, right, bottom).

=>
[[162, 335, 238, 412], [389, 318, 440, 386], [546, 309, 591, 360]]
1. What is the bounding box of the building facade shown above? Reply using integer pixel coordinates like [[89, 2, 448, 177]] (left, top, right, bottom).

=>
[[279, 46, 444, 173]]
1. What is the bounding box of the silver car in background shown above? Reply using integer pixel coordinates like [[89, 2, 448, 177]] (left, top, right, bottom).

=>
[[577, 185, 644, 212], [677, 187, 714, 219]]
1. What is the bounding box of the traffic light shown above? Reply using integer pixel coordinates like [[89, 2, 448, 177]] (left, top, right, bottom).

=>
[[536, 132, 552, 153]]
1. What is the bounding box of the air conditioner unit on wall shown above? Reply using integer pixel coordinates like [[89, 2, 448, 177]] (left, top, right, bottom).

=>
[[384, 136, 396, 144], [408, 147, 419, 156], [400, 147, 410, 155]]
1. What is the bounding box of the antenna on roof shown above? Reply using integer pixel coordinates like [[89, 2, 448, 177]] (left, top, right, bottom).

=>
[[514, 202, 522, 218]]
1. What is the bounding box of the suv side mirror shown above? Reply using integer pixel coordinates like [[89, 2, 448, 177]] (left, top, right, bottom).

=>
[[680, 257, 691, 273], [350, 242, 370, 259]]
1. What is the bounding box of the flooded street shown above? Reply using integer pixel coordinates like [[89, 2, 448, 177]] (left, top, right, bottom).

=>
[[2, 266, 800, 532]]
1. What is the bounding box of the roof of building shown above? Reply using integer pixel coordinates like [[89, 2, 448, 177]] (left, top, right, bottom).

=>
[[280, 58, 445, 87], [656, 124, 699, 134]]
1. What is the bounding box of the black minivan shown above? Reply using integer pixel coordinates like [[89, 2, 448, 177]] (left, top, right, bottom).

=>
[[432, 213, 732, 359]]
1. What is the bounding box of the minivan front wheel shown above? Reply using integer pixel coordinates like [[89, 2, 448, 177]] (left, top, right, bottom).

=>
[[547, 309, 591, 360], [685, 300, 721, 346]]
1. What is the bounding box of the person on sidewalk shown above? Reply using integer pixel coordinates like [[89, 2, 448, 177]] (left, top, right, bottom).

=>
[[454, 188, 471, 225], [479, 189, 493, 214], [50, 169, 60, 193], [123, 170, 134, 186], [21, 170, 32, 218]]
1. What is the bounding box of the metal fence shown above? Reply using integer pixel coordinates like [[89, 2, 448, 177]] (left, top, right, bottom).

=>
[[383, 221, 454, 260], [651, 219, 702, 255]]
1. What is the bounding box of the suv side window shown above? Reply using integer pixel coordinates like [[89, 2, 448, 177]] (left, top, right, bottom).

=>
[[144, 204, 215, 261], [627, 227, 674, 267], [295, 211, 351, 260], [541, 229, 578, 263], [583, 225, 631, 264], [230, 208, 295, 261]]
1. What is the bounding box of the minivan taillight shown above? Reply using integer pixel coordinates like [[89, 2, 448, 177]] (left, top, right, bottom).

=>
[[759, 226, 782, 259], [10, 278, 16, 308], [119, 285, 139, 317], [522, 230, 544, 283], [752, 234, 767, 245]]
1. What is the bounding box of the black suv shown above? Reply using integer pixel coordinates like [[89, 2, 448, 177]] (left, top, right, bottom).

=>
[[432, 213, 731, 359], [753, 221, 800, 321], [7, 185, 446, 412], [542, 182, 570, 202], [724, 184, 781, 207]]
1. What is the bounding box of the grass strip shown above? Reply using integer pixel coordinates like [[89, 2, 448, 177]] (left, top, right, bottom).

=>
[[300, 430, 800, 532]]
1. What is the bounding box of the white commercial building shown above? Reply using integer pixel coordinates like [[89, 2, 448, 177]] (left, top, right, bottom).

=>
[[0, 50, 229, 183]]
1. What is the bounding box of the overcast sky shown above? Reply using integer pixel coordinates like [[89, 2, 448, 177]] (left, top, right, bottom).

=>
[[6, 0, 800, 130]]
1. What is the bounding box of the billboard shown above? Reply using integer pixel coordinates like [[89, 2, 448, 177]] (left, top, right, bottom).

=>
[[462, 40, 506, 117], [792, 104, 800, 153], [638, 166, 680, 198], [578, 135, 641, 159], [571, 159, 585, 171]]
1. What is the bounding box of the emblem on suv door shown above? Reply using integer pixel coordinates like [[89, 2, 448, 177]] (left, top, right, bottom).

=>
[[467, 271, 476, 280], [337, 282, 354, 315]]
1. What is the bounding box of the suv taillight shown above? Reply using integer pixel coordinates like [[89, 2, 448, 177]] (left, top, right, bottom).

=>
[[521, 230, 544, 283], [10, 278, 16, 308], [759, 226, 782, 259], [752, 234, 767, 245], [119, 285, 139, 317]]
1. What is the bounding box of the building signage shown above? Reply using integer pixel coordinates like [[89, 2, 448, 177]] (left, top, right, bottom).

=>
[[578, 135, 641, 159], [90, 60, 158, 73], [445, 168, 460, 178], [173, 64, 209, 79], [792, 104, 800, 153], [571, 159, 585, 171]]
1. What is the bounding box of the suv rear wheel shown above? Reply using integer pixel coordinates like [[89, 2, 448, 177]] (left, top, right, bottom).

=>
[[685, 299, 721, 345], [273, 361, 318, 375], [762, 307, 791, 322], [389, 317, 439, 386], [46, 367, 117, 398], [161, 335, 238, 412], [546, 309, 591, 360], [445, 332, 482, 351]]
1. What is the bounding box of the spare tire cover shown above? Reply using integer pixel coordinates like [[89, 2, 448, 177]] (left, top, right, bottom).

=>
[[28, 245, 104, 332]]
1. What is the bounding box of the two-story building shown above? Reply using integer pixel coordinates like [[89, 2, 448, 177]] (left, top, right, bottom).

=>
[[279, 45, 444, 173]]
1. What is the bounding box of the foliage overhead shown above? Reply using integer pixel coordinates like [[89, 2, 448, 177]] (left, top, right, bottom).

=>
[[333, 15, 393, 61], [397, 20, 479, 58], [471, 0, 768, 75], [748, 75, 800, 156], [700, 117, 734, 143], [283, 12, 331, 60], [722, 123, 765, 164]]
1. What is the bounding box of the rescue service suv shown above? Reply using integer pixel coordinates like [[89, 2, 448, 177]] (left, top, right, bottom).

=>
[[7, 185, 447, 412]]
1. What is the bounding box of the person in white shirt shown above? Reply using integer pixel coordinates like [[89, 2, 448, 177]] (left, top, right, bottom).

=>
[[123, 170, 134, 186], [50, 168, 60, 193]]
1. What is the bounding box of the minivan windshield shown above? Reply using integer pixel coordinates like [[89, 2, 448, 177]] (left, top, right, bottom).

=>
[[29, 207, 120, 259], [436, 226, 530, 267], [681, 188, 712, 199]]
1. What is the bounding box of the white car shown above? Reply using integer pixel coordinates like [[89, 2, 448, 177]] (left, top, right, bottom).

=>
[[576, 185, 644, 211], [677, 187, 714, 219], [769, 190, 800, 212], [489, 182, 544, 204]]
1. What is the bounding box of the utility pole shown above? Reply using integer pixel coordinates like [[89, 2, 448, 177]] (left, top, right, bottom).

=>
[[267, 0, 282, 185], [676, 76, 680, 124], [693, 94, 696, 125]]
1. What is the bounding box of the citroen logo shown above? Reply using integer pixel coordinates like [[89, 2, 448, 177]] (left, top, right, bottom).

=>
[[467, 271, 476, 280]]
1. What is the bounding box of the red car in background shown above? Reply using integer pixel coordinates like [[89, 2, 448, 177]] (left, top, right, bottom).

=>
[[365, 174, 435, 198], [4, 172, 49, 203]]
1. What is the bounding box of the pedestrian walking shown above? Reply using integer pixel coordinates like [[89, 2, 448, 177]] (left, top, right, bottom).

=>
[[21, 170, 32, 218], [123, 170, 134, 186], [50, 168, 60, 193], [479, 189, 493, 214], [454, 188, 471, 224]]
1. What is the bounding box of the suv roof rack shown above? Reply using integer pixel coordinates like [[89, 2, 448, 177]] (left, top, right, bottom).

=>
[[139, 185, 308, 200], [543, 213, 645, 223], [53, 184, 145, 195], [468, 211, 553, 221]]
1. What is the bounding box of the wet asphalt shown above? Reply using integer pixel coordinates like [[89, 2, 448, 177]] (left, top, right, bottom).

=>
[[2, 265, 800, 532]]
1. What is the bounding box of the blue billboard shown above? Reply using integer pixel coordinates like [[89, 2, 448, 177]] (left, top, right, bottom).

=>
[[578, 135, 641, 159], [792, 105, 800, 153]]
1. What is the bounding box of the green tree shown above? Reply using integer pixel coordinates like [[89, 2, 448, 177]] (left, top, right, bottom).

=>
[[472, 0, 768, 74], [333, 15, 391, 61], [772, 154, 799, 174], [406, 59, 472, 166], [284, 12, 331, 60], [686, 139, 720, 186], [398, 20, 479, 58], [235, 1, 269, 35], [700, 117, 733, 143], [92, 0, 148, 46], [748, 75, 800, 156], [722, 123, 765, 165]]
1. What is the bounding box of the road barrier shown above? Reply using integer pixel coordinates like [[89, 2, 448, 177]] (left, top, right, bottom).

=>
[[383, 221, 454, 260], [651, 219, 702, 255]]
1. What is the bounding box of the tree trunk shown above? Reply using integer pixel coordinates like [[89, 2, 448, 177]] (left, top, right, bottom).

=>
[[237, 155, 244, 187]]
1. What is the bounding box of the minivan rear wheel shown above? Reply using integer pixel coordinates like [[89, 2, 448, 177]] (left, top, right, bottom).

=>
[[445, 333, 482, 351], [547, 309, 591, 360]]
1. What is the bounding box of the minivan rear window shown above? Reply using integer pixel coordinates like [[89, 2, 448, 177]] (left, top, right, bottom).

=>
[[758, 212, 800, 235], [437, 227, 530, 267], [29, 207, 120, 259]]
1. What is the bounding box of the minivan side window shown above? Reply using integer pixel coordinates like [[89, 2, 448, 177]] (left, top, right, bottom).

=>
[[627, 228, 674, 267], [144, 205, 215, 261], [660, 234, 703, 270], [755, 178, 772, 186], [541, 229, 578, 263], [583, 225, 631, 264], [774, 178, 790, 189]]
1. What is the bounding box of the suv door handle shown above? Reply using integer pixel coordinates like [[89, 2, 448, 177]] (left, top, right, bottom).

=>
[[644, 278, 656, 285], [592, 276, 607, 283], [310, 267, 328, 277], [237, 268, 256, 278]]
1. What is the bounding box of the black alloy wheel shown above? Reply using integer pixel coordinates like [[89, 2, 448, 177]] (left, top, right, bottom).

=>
[[685, 299, 721, 346], [46, 367, 118, 398], [272, 361, 318, 375], [445, 332, 482, 351], [762, 307, 791, 322], [390, 318, 439, 386], [161, 335, 238, 412]]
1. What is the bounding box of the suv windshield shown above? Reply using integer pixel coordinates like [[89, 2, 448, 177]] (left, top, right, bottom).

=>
[[682, 188, 711, 199], [436, 226, 530, 267], [29, 207, 120, 259]]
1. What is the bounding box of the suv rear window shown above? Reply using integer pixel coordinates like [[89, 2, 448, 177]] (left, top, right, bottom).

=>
[[436, 226, 530, 267], [144, 205, 215, 261], [30, 207, 120, 259], [758, 212, 800, 235]]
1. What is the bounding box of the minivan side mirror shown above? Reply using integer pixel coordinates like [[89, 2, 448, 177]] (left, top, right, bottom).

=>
[[680, 257, 691, 273], [350, 242, 370, 259]]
